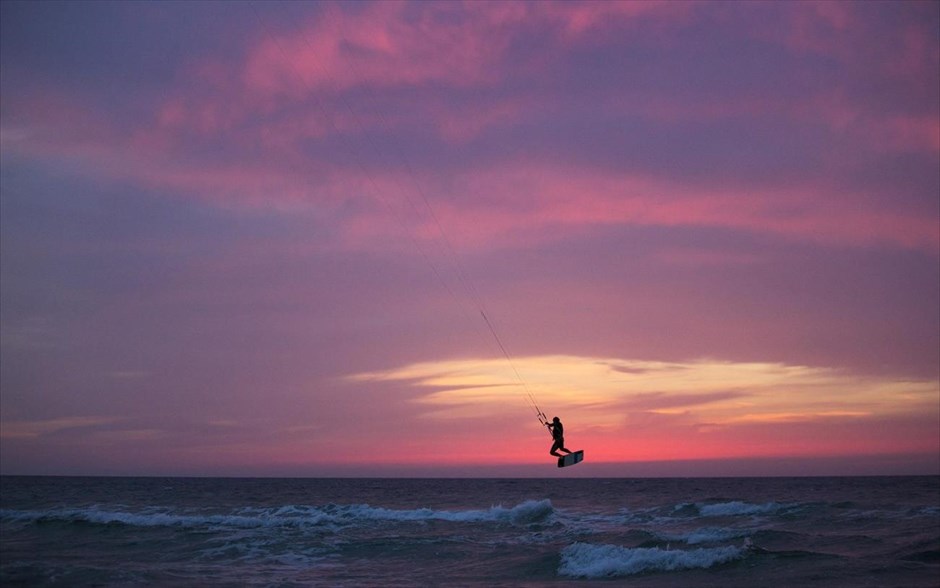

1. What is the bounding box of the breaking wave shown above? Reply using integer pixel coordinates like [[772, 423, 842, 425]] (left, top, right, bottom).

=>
[[312, 498, 554, 526], [558, 542, 746, 578], [0, 499, 555, 531], [674, 500, 792, 517]]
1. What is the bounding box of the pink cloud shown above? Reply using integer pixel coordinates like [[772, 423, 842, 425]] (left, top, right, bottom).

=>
[[540, 0, 692, 39], [865, 113, 940, 153], [431, 97, 530, 143], [186, 1, 694, 142], [425, 163, 940, 252], [242, 2, 509, 100], [8, 93, 937, 254], [888, 24, 939, 79], [4, 2, 936, 255], [5, 75, 936, 254], [240, 0, 690, 98], [775, 0, 855, 58], [796, 90, 940, 154]]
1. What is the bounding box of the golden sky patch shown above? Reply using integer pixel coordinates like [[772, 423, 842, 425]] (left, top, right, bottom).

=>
[[350, 356, 939, 428]]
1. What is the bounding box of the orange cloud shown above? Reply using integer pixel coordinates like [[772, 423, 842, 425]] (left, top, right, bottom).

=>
[[351, 355, 938, 424], [346, 355, 939, 464]]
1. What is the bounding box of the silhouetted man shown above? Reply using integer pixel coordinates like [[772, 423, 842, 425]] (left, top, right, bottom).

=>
[[546, 416, 572, 457]]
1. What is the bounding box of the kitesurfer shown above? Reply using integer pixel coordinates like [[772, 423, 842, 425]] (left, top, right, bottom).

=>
[[546, 416, 572, 457]]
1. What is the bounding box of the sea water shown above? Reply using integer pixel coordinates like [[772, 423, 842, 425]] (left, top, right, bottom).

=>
[[1, 476, 937, 587]]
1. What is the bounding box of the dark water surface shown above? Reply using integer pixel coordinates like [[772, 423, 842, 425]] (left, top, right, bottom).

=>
[[2, 476, 938, 586]]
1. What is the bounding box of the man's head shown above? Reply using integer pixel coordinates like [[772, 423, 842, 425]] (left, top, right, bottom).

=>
[[553, 417, 560, 423]]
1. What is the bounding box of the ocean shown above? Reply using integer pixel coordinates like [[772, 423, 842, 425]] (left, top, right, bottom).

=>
[[1, 476, 937, 587]]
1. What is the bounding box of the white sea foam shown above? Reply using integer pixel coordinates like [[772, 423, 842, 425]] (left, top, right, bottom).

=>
[[558, 542, 745, 578], [328, 498, 554, 525], [0, 499, 555, 530], [0, 507, 311, 529], [697, 501, 787, 517], [916, 505, 940, 518]]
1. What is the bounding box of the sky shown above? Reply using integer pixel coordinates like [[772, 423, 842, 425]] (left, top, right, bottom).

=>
[[1, 0, 938, 477]]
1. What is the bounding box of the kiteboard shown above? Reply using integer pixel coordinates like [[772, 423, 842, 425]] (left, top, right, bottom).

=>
[[557, 450, 584, 468]]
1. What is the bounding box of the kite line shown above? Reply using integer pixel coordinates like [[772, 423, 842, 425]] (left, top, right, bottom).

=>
[[248, 3, 547, 425]]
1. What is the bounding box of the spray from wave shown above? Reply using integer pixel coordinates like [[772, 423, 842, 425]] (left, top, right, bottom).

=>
[[559, 542, 746, 578]]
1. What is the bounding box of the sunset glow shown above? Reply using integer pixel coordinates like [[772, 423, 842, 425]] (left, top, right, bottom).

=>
[[1, 0, 937, 476], [351, 355, 939, 462]]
